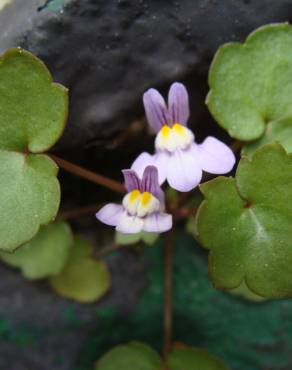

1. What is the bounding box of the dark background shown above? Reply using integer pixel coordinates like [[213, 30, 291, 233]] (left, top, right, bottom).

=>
[[1, 1, 292, 369]]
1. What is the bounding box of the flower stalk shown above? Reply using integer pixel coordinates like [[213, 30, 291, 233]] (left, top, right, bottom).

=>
[[51, 154, 125, 194], [163, 229, 173, 369]]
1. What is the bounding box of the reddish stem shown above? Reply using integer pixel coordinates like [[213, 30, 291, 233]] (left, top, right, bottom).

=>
[[51, 154, 125, 194]]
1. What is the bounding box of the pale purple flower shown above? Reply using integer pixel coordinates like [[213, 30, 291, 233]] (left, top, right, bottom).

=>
[[96, 166, 172, 234], [131, 82, 236, 192]]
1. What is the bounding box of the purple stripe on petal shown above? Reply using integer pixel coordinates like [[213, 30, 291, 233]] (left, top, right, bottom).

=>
[[122, 169, 141, 192], [141, 166, 158, 192], [197, 136, 236, 174], [141, 165, 165, 208], [143, 88, 170, 132], [166, 144, 202, 192], [116, 212, 144, 234], [143, 213, 172, 233], [96, 203, 123, 226], [131, 152, 155, 181], [168, 82, 190, 126]]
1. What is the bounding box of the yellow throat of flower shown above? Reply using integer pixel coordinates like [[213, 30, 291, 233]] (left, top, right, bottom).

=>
[[156, 123, 194, 152]]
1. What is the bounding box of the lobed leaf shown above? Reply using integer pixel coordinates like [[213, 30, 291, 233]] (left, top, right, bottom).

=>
[[242, 116, 292, 157], [0, 221, 73, 279], [0, 48, 68, 152], [207, 23, 292, 142], [0, 151, 60, 251], [168, 345, 229, 370], [95, 342, 162, 370], [50, 236, 110, 303], [229, 281, 266, 303], [195, 144, 292, 298]]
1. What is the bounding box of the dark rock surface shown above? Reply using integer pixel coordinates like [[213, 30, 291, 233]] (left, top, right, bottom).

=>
[[0, 248, 147, 370], [1, 0, 292, 150]]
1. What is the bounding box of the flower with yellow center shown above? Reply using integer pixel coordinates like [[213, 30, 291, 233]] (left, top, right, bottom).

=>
[[96, 166, 172, 234], [131, 82, 235, 192], [122, 189, 160, 217]]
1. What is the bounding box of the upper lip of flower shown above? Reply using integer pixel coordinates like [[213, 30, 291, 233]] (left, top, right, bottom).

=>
[[130, 82, 236, 192], [143, 81, 190, 133]]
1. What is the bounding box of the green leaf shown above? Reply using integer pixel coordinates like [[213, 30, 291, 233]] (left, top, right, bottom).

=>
[[195, 143, 292, 298], [141, 232, 159, 246], [115, 232, 141, 246], [95, 342, 162, 370], [0, 151, 60, 251], [115, 231, 159, 246], [168, 345, 229, 370], [0, 221, 73, 279], [185, 216, 197, 239], [50, 236, 110, 303], [0, 48, 68, 152], [207, 23, 292, 141], [242, 116, 292, 157], [229, 281, 266, 303]]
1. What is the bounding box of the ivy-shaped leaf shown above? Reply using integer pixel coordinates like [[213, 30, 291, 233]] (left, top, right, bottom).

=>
[[229, 281, 266, 303], [242, 116, 292, 157], [207, 23, 292, 143], [168, 344, 229, 370], [0, 48, 68, 152], [50, 236, 110, 303], [0, 221, 73, 279], [0, 48, 68, 251], [95, 342, 162, 370], [0, 152, 60, 251], [195, 144, 292, 298]]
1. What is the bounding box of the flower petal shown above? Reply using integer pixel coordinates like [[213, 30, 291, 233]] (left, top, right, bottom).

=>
[[197, 136, 236, 174], [153, 151, 168, 185], [96, 204, 124, 226], [143, 88, 169, 132], [166, 145, 202, 192], [143, 213, 172, 233], [141, 165, 165, 208], [116, 212, 144, 234], [168, 82, 189, 126], [141, 165, 161, 194], [131, 152, 155, 180], [131, 151, 168, 186], [122, 169, 141, 192]]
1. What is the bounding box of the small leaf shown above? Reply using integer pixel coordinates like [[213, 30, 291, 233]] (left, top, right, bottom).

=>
[[115, 232, 141, 245], [207, 23, 292, 140], [242, 116, 292, 157], [0, 221, 73, 279], [115, 231, 159, 246], [229, 281, 266, 303], [0, 151, 60, 251], [0, 48, 68, 152], [168, 345, 229, 370], [141, 232, 159, 246], [196, 144, 292, 298], [50, 236, 110, 303], [95, 342, 162, 370]]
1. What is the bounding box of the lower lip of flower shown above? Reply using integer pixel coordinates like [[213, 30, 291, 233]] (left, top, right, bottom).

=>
[[155, 123, 194, 152]]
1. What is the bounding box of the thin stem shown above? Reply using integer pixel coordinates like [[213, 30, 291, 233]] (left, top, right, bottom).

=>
[[58, 204, 103, 220], [50, 154, 125, 194], [163, 230, 173, 369]]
